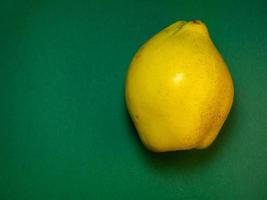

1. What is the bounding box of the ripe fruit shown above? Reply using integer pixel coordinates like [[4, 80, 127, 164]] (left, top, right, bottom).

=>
[[125, 20, 234, 152]]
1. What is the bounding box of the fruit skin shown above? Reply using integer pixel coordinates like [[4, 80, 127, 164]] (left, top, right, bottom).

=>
[[125, 20, 234, 152]]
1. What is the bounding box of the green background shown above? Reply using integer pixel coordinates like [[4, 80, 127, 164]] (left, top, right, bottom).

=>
[[1, 0, 267, 199]]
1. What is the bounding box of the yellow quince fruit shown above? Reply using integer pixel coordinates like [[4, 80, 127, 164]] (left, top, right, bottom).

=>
[[125, 20, 234, 152]]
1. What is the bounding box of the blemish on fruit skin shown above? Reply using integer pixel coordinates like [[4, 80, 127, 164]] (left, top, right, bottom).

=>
[[134, 46, 145, 60], [139, 45, 145, 52], [135, 54, 141, 60], [192, 20, 200, 24], [135, 115, 139, 119]]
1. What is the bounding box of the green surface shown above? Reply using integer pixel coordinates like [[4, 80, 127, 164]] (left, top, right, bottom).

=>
[[1, 0, 267, 199]]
